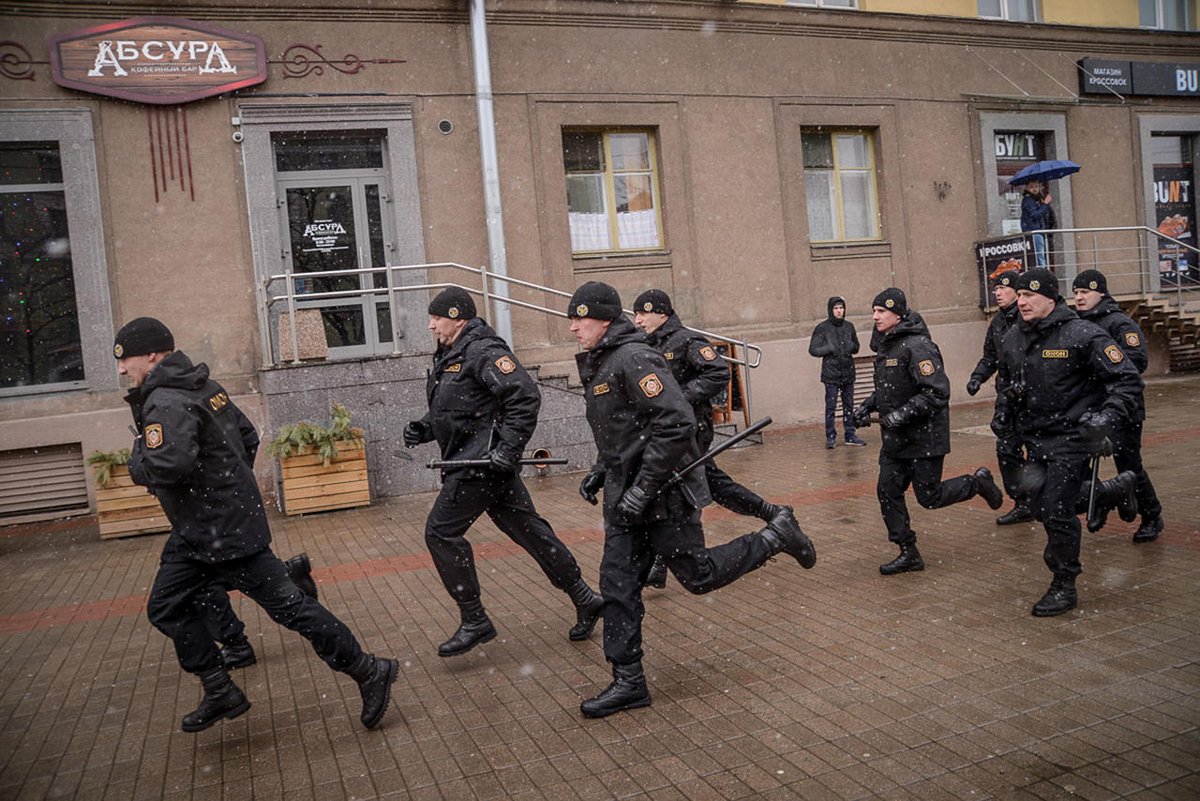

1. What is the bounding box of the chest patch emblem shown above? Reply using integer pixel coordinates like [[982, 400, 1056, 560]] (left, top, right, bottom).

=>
[[1104, 344, 1125, 364], [918, 359, 936, 376], [664, 352, 675, 361], [145, 423, 164, 449], [593, 382, 610, 395], [884, 358, 899, 367], [1124, 332, 1140, 348], [444, 363, 462, 373], [638, 373, 664, 398], [495, 355, 516, 374], [700, 345, 717, 361], [1042, 349, 1069, 359]]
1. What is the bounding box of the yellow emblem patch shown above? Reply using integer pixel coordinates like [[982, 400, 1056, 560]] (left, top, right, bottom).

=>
[[448, 306, 460, 319], [495, 355, 516, 375], [1030, 279, 1041, 291], [1042, 349, 1068, 358], [575, 304, 589, 317], [1124, 332, 1140, 348], [918, 359, 936, 376], [885, 358, 899, 367], [664, 352, 675, 361], [885, 299, 895, 309], [700, 346, 717, 361], [206, 391, 229, 413], [113, 343, 124, 358], [638, 373, 664, 398], [643, 302, 654, 312], [593, 382, 610, 395], [445, 363, 462, 373], [145, 423, 164, 449], [1104, 344, 1124, 364]]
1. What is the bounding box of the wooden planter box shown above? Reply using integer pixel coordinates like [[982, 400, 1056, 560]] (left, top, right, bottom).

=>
[[279, 440, 370, 516], [96, 465, 171, 540]]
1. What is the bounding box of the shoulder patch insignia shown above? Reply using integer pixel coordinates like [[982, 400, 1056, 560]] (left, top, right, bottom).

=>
[[1104, 344, 1125, 364], [145, 423, 164, 449], [495, 355, 517, 374], [918, 359, 936, 376], [593, 382, 610, 395], [638, 373, 664, 398], [444, 363, 462, 373], [664, 352, 675, 361], [206, 391, 230, 413], [699, 345, 717, 361], [1124, 332, 1140, 348]]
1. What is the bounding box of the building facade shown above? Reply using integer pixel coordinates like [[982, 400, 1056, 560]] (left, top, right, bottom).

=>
[[2, 0, 1198, 521]]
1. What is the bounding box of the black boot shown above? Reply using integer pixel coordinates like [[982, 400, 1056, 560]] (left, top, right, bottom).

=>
[[347, 652, 399, 729], [996, 504, 1034, 525], [285, 553, 318, 601], [879, 542, 924, 575], [580, 662, 651, 719], [759, 507, 816, 569], [1084, 472, 1139, 532], [645, 556, 668, 588], [1032, 576, 1077, 617], [1133, 516, 1163, 544], [219, 635, 257, 670], [567, 579, 604, 641], [181, 668, 250, 733], [754, 500, 785, 523], [973, 467, 1004, 510], [438, 601, 496, 657]]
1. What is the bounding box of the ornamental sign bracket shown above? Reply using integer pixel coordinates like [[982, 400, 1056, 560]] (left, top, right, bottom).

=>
[[48, 16, 267, 105]]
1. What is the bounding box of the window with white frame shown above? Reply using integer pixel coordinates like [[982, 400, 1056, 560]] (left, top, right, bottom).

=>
[[1140, 0, 1195, 30], [786, 0, 858, 8], [978, 0, 1040, 22], [562, 130, 663, 254], [802, 129, 881, 243]]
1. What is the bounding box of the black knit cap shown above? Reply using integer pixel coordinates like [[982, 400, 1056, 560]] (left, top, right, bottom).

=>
[[567, 281, 623, 320], [113, 317, 174, 359], [1072, 269, 1108, 294], [428, 287, 476, 320], [871, 287, 908, 317], [993, 269, 1020, 289], [1016, 267, 1060, 299], [633, 289, 673, 316]]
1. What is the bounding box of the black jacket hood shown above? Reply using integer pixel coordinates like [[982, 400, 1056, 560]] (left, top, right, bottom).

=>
[[827, 296, 846, 325]]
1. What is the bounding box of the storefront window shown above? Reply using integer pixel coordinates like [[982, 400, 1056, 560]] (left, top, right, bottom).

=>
[[1151, 133, 1197, 286], [1140, 0, 1194, 30], [563, 130, 663, 254], [0, 142, 84, 389], [978, 0, 1039, 21], [802, 129, 880, 243]]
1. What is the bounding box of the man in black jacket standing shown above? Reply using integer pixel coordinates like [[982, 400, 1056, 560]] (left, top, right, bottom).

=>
[[966, 269, 1032, 525], [632, 289, 792, 589], [1072, 269, 1163, 543], [852, 289, 1004, 575], [809, 296, 866, 449], [404, 288, 603, 657], [995, 269, 1144, 615], [569, 281, 815, 719], [116, 318, 397, 733]]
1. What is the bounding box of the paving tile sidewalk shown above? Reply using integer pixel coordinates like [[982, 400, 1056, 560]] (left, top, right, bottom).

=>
[[1, 377, 1198, 801]]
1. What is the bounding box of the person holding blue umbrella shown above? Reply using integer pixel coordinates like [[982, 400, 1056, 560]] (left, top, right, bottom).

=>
[[1010, 159, 1079, 268]]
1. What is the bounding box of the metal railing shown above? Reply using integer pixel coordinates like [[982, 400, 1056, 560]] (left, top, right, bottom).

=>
[[259, 261, 766, 422]]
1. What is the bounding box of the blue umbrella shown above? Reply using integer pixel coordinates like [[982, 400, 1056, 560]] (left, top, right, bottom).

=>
[[1008, 159, 1080, 186]]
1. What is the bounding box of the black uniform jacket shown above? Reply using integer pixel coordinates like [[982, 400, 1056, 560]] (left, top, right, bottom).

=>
[[862, 314, 951, 459], [808, 296, 860, 385], [997, 300, 1143, 458], [968, 301, 1020, 394], [414, 318, 540, 475], [645, 314, 728, 433], [576, 317, 711, 521], [126, 351, 269, 563], [1079, 296, 1149, 420]]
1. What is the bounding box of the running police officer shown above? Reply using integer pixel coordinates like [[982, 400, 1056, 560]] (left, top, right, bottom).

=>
[[116, 318, 397, 732], [403, 288, 603, 657], [995, 269, 1143, 616], [568, 281, 815, 719], [966, 269, 1032, 525], [852, 288, 1005, 575], [632, 289, 792, 589], [1072, 269, 1163, 543]]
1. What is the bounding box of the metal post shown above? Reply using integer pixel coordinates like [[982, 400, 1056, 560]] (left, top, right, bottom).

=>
[[469, 0, 513, 344], [385, 263, 401, 355]]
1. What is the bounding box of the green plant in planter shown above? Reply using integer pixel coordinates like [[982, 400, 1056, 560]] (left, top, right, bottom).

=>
[[87, 448, 131, 489], [266, 402, 365, 466]]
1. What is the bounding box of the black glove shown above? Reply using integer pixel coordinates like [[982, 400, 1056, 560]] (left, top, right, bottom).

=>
[[403, 421, 428, 448], [990, 407, 1013, 438], [488, 449, 518, 472], [578, 469, 605, 505], [851, 404, 872, 429], [616, 485, 651, 521], [1079, 410, 1115, 456], [882, 407, 911, 429], [966, 378, 982, 396]]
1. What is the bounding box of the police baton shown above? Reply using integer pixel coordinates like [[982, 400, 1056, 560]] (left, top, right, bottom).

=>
[[661, 416, 773, 491], [426, 456, 569, 469]]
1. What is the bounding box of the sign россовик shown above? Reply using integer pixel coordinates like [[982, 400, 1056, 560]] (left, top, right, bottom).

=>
[[48, 17, 267, 104]]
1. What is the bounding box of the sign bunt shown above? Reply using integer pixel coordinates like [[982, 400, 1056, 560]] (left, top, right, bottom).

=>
[[49, 17, 267, 105]]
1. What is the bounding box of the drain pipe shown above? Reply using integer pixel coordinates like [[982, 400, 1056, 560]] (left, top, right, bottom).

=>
[[469, 0, 513, 344]]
